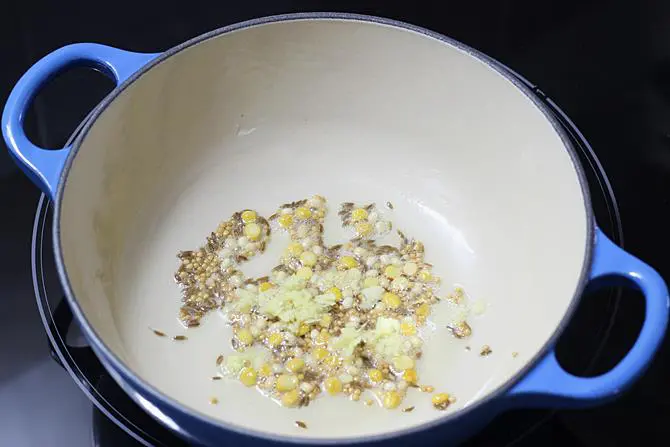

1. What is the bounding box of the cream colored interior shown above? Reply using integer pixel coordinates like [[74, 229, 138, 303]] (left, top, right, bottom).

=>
[[58, 18, 589, 440]]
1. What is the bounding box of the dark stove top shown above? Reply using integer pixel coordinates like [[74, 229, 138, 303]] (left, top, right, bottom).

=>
[[3, 1, 670, 446]]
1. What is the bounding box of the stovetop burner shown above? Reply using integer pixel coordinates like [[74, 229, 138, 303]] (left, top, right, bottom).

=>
[[31, 79, 626, 446]]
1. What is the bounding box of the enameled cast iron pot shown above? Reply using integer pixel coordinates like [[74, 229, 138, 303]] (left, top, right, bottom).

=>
[[4, 13, 669, 446]]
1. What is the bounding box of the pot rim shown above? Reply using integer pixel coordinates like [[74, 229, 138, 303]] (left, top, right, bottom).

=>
[[52, 12, 594, 444]]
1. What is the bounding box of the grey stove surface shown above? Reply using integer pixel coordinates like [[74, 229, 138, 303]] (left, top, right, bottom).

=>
[[0, 173, 91, 447]]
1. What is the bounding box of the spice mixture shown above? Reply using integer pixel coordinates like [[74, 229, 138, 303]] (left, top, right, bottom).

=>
[[174, 195, 471, 411]]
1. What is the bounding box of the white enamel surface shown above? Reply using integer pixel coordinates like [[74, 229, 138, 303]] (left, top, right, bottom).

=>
[[58, 19, 588, 440]]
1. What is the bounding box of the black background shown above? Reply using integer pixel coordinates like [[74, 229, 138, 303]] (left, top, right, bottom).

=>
[[2, 0, 670, 445]]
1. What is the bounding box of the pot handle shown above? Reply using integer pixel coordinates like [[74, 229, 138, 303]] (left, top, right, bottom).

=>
[[505, 227, 669, 408], [2, 43, 159, 198]]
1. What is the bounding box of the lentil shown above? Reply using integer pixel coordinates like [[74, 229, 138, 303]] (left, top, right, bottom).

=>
[[480, 345, 493, 356], [432, 393, 451, 410]]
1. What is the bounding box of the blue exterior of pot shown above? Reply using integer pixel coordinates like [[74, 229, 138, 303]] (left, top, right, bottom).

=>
[[3, 14, 669, 446]]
